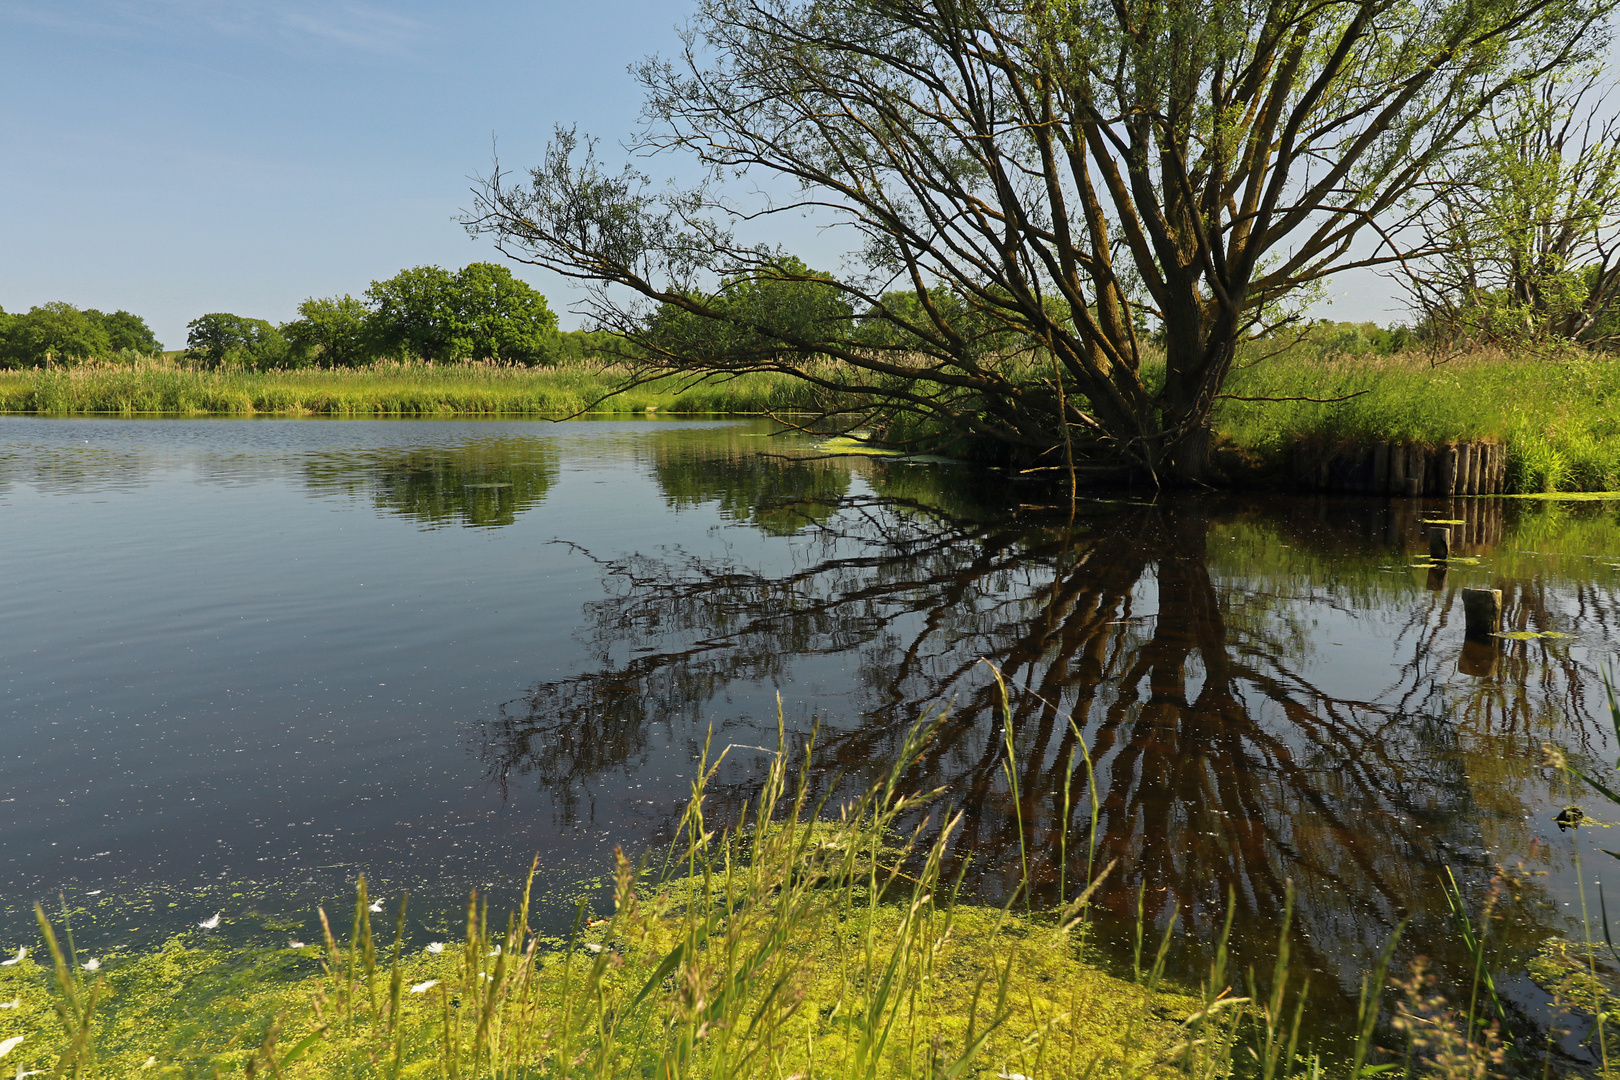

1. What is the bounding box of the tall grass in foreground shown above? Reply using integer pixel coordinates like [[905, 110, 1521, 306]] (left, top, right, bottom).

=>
[[0, 703, 1289, 1079], [5, 689, 1596, 1078]]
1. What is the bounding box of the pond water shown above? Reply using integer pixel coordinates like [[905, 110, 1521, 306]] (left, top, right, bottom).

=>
[[3, 415, 1619, 1052]]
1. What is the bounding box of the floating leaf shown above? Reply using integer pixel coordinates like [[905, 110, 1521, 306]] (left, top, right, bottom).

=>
[[1422, 519, 1467, 525], [1495, 631, 1573, 640]]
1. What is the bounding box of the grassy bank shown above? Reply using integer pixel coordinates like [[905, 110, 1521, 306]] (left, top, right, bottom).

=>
[[0, 362, 823, 418], [1213, 348, 1620, 492], [6, 347, 1620, 493], [0, 713, 1224, 1079]]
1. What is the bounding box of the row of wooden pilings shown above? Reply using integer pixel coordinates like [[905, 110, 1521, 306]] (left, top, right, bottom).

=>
[[1291, 439, 1507, 495]]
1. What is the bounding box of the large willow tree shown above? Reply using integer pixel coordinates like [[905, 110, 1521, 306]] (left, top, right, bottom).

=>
[[468, 0, 1614, 482]]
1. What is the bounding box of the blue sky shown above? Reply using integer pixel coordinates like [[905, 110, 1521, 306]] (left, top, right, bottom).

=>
[[0, 0, 689, 346], [0, 1, 1409, 348]]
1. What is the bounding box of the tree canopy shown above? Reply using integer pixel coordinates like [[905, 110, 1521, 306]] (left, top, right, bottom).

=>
[[359, 262, 559, 364], [282, 295, 374, 368], [185, 313, 290, 370], [468, 0, 1617, 481], [0, 302, 162, 367]]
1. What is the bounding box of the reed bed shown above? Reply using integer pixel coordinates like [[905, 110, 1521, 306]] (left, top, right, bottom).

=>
[[1212, 348, 1620, 492], [0, 362, 823, 418], [7, 347, 1620, 492]]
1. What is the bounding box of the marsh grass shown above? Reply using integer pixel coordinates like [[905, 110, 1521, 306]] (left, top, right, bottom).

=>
[[1212, 348, 1620, 492], [0, 360, 824, 418], [8, 347, 1620, 493]]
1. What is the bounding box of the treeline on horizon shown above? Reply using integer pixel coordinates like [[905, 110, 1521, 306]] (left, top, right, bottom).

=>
[[0, 262, 617, 371], [5, 251, 1618, 378]]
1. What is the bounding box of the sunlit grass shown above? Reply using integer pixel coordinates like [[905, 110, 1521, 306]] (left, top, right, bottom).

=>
[[1213, 348, 1620, 492], [0, 361, 824, 418]]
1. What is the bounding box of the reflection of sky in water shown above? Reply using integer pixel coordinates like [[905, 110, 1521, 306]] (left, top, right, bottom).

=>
[[4, 415, 1620, 1054]]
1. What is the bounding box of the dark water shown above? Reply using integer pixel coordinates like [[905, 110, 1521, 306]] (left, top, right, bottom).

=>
[[3, 416, 1619, 1051]]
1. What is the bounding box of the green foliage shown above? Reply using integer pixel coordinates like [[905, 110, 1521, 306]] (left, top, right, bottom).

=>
[[1404, 70, 1620, 350], [552, 328, 623, 363], [447, 261, 558, 364], [0, 304, 162, 366], [361, 263, 559, 364], [1288, 321, 1413, 358], [1, 302, 113, 367], [283, 296, 374, 368], [184, 313, 291, 371], [644, 257, 853, 365], [852, 287, 1047, 356], [89, 310, 162, 355], [364, 265, 458, 362]]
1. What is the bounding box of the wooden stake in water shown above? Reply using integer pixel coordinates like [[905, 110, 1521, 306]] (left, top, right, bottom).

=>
[[1428, 526, 1451, 561], [1462, 588, 1503, 637]]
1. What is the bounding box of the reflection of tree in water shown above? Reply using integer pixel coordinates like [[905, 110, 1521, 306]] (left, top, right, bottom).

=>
[[644, 426, 856, 534], [303, 440, 558, 528], [482, 470, 1619, 1039]]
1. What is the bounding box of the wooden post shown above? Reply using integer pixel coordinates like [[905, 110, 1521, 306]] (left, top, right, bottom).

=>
[[1347, 446, 1368, 492], [1440, 444, 1460, 495], [1462, 588, 1503, 637], [1407, 446, 1427, 496], [1494, 443, 1508, 493], [1461, 443, 1478, 495], [1388, 442, 1407, 494], [1372, 442, 1390, 492], [1429, 526, 1451, 561]]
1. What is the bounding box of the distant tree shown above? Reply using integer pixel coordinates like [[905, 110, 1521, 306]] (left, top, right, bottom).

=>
[[365, 266, 458, 362], [0, 302, 112, 366], [185, 313, 290, 370], [552, 328, 624, 363], [364, 263, 559, 363], [282, 295, 375, 368], [80, 309, 163, 355], [644, 257, 851, 365], [448, 262, 559, 364]]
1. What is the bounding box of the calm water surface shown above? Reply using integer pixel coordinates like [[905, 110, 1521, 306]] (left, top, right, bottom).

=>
[[3, 415, 1619, 1050]]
